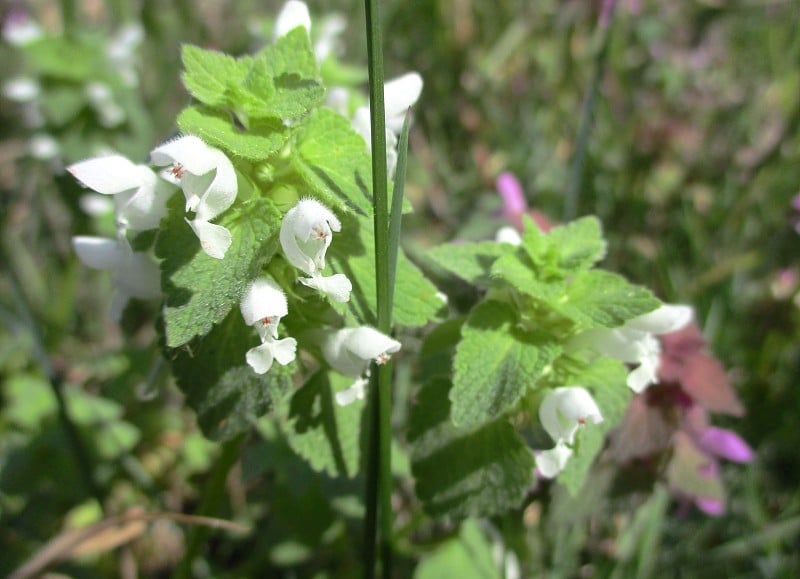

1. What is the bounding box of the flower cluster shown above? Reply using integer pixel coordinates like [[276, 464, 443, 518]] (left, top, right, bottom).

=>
[[610, 321, 753, 516], [237, 195, 399, 397], [69, 135, 238, 318]]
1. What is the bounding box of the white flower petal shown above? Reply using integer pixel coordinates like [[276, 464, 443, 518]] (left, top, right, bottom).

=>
[[240, 278, 288, 328], [109, 288, 131, 321], [495, 226, 522, 245], [115, 167, 174, 230], [272, 337, 298, 366], [280, 199, 341, 274], [625, 304, 693, 335], [274, 0, 311, 39], [68, 155, 142, 195], [536, 441, 573, 479], [72, 236, 126, 270], [384, 72, 423, 131], [150, 135, 218, 176], [3, 77, 40, 102], [246, 342, 276, 374], [299, 273, 352, 303], [322, 326, 401, 378], [193, 151, 237, 222], [539, 386, 603, 444], [187, 219, 232, 259], [115, 252, 162, 300], [335, 377, 369, 407]]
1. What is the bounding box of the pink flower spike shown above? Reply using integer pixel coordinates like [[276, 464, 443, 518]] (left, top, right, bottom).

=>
[[791, 193, 800, 212], [695, 497, 725, 517], [496, 172, 527, 218], [698, 427, 754, 464]]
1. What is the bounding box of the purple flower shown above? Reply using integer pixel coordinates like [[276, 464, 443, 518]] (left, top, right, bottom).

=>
[[697, 427, 754, 464], [496, 172, 527, 219]]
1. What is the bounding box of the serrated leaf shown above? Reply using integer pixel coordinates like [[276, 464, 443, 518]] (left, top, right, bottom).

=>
[[177, 106, 288, 161], [410, 378, 535, 518], [181, 45, 248, 107], [168, 309, 293, 441], [546, 216, 607, 271], [451, 300, 560, 427], [328, 214, 443, 327], [281, 371, 363, 478], [491, 252, 566, 302], [558, 358, 631, 495], [414, 519, 500, 579], [427, 241, 511, 285], [156, 195, 281, 347], [241, 28, 323, 121], [292, 108, 374, 215], [553, 270, 660, 329]]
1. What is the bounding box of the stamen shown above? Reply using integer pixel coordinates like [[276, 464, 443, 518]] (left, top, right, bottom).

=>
[[375, 352, 391, 365], [170, 163, 186, 179]]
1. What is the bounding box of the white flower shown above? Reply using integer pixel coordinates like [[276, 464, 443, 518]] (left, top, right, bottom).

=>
[[314, 14, 346, 61], [352, 72, 423, 177], [535, 440, 574, 479], [107, 23, 144, 87], [322, 326, 401, 379], [535, 386, 603, 478], [29, 134, 60, 161], [495, 226, 522, 245], [334, 376, 368, 406], [150, 136, 238, 259], [274, 0, 311, 40], [72, 236, 161, 320], [280, 198, 341, 274], [85, 82, 126, 127], [68, 154, 174, 232], [299, 273, 352, 303], [280, 199, 352, 302], [569, 304, 693, 393], [2, 12, 43, 46], [539, 386, 603, 445], [2, 77, 40, 102], [240, 278, 297, 374]]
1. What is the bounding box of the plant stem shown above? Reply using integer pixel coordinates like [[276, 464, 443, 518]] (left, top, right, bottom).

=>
[[363, 0, 392, 576], [564, 0, 618, 221], [172, 434, 245, 579]]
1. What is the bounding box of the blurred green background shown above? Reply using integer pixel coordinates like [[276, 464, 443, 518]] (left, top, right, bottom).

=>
[[1, 0, 798, 576]]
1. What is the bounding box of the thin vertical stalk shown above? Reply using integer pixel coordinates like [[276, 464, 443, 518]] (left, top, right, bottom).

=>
[[363, 0, 392, 576], [564, 0, 618, 220]]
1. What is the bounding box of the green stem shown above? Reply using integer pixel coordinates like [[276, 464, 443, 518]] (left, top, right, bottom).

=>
[[172, 435, 245, 579], [564, 0, 618, 220], [363, 0, 392, 576]]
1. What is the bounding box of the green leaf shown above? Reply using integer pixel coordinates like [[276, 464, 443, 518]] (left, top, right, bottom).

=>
[[156, 195, 281, 348], [233, 28, 323, 122], [281, 371, 363, 478], [177, 106, 288, 161], [40, 86, 86, 126], [451, 300, 560, 427], [168, 308, 294, 441], [292, 107, 374, 216], [328, 214, 443, 327], [558, 358, 631, 495], [553, 270, 660, 329], [427, 241, 512, 285], [410, 378, 535, 518], [491, 252, 566, 302], [546, 216, 607, 272], [181, 45, 248, 107], [414, 519, 500, 579]]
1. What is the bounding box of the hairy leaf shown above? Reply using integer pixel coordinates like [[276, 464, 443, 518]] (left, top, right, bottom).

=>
[[410, 378, 535, 518], [156, 195, 281, 347], [451, 300, 560, 427]]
